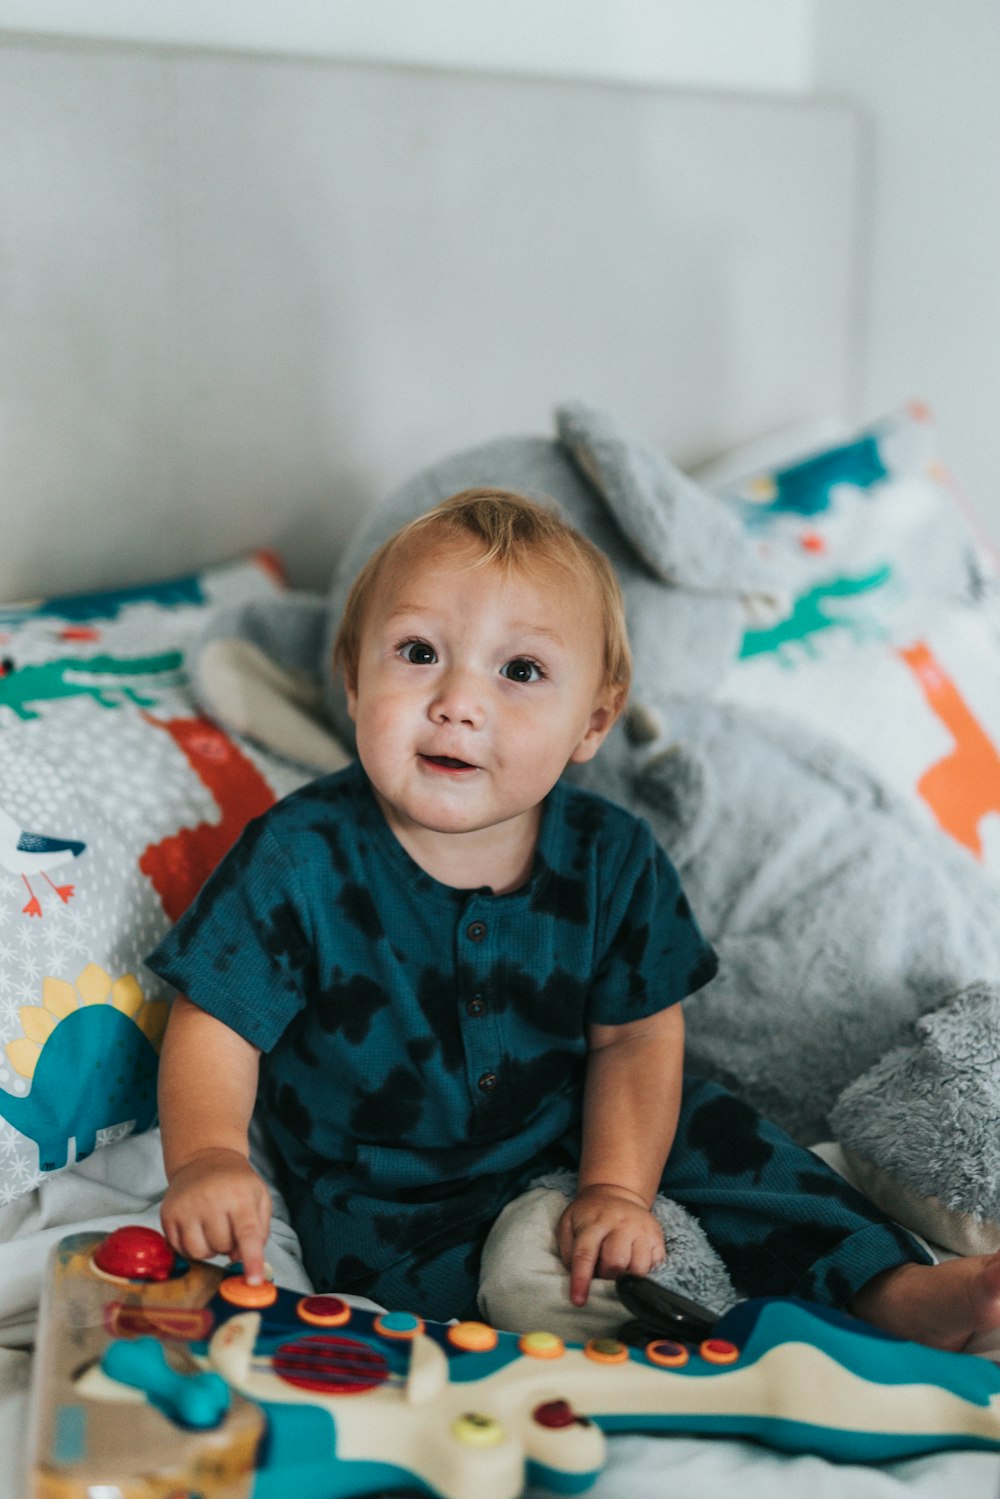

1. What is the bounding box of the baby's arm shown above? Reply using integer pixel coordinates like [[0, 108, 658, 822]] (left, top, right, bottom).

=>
[[158, 995, 271, 1283], [557, 1003, 685, 1306]]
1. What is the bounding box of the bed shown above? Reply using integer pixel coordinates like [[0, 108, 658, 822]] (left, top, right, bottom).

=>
[[3, 32, 1000, 1499]]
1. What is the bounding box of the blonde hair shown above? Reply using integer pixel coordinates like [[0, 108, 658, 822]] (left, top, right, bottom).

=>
[[334, 487, 632, 698]]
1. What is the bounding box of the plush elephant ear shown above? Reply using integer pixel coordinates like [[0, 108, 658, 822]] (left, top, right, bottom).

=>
[[556, 401, 776, 599], [188, 594, 349, 773]]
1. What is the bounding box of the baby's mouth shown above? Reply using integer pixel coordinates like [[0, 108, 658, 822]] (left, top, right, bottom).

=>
[[422, 754, 476, 771]]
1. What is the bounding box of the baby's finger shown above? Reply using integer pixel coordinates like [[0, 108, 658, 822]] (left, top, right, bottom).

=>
[[159, 1208, 186, 1260], [645, 1233, 667, 1276], [233, 1215, 268, 1284], [556, 1208, 577, 1271], [620, 1240, 658, 1279], [171, 1218, 214, 1266], [596, 1228, 637, 1281], [569, 1229, 603, 1306]]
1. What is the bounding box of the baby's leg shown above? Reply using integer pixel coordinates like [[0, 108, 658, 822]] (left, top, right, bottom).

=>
[[662, 1076, 933, 1307], [289, 1183, 488, 1323], [851, 1256, 1000, 1352], [674, 1079, 1000, 1347]]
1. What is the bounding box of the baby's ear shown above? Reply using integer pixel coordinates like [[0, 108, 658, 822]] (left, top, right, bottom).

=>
[[569, 687, 627, 765], [556, 401, 777, 601]]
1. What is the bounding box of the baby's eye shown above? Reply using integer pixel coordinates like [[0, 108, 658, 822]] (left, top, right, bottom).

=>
[[501, 657, 543, 683], [399, 640, 437, 665]]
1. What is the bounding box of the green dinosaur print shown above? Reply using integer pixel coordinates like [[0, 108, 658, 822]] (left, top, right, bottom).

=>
[[0, 651, 184, 722], [739, 565, 893, 665]]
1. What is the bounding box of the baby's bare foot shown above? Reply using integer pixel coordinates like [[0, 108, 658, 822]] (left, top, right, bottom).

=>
[[850, 1254, 1000, 1351]]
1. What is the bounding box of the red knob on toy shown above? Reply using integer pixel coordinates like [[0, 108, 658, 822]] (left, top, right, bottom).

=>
[[533, 1399, 577, 1429], [93, 1226, 177, 1281]]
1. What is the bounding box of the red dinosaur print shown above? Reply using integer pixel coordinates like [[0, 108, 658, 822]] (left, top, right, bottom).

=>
[[57, 626, 102, 643], [139, 715, 276, 920], [898, 641, 1000, 859]]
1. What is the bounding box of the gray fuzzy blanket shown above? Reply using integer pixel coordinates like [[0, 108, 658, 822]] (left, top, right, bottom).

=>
[[572, 696, 1000, 1147]]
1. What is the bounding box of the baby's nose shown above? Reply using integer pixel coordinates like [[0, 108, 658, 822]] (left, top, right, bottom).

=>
[[430, 670, 486, 728]]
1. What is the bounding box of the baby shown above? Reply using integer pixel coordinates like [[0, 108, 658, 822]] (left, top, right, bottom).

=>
[[149, 487, 1000, 1348]]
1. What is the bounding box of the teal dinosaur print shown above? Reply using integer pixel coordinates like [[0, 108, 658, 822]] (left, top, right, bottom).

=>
[[0, 650, 184, 722], [739, 565, 893, 665], [0, 571, 205, 627], [0, 1004, 160, 1171], [745, 433, 889, 520]]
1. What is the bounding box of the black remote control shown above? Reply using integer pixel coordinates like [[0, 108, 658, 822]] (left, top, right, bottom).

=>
[[615, 1274, 723, 1346]]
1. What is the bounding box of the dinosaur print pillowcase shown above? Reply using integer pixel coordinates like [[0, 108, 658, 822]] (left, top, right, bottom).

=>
[[713, 405, 1000, 878], [0, 554, 310, 1202]]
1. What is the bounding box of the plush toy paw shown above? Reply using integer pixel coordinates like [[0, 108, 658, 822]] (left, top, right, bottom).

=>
[[831, 982, 1000, 1255], [624, 702, 665, 747], [477, 1170, 737, 1341], [634, 742, 715, 867]]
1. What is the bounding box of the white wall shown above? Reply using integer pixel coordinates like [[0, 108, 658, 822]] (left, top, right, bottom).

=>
[[0, 0, 817, 94], [6, 0, 999, 539], [815, 0, 1000, 538]]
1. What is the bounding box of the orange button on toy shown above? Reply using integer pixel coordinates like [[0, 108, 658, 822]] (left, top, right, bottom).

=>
[[448, 1321, 499, 1352], [700, 1337, 740, 1365], [374, 1311, 425, 1340], [645, 1339, 690, 1368], [584, 1338, 629, 1365], [219, 1275, 278, 1309], [297, 1294, 351, 1327], [519, 1331, 564, 1360]]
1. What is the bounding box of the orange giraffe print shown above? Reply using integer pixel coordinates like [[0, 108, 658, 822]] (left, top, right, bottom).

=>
[[139, 714, 276, 921], [897, 641, 1000, 859]]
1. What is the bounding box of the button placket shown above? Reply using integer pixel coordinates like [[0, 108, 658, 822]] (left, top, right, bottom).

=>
[[460, 904, 501, 1107]]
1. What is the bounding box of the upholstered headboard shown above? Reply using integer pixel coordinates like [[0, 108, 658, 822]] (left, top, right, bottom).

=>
[[0, 37, 862, 598]]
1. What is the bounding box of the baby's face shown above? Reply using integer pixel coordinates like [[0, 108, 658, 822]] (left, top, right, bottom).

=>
[[346, 538, 619, 845]]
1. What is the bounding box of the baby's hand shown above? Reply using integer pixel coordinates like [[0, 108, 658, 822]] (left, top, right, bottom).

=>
[[160, 1148, 271, 1284], [557, 1184, 665, 1307]]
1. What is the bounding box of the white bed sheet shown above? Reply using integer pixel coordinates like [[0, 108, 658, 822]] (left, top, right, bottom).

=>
[[3, 1134, 999, 1499]]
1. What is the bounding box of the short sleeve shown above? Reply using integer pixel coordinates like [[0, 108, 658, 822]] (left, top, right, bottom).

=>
[[144, 814, 312, 1051], [587, 820, 717, 1026]]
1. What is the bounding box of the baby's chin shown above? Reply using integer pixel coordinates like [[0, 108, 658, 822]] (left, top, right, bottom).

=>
[[392, 791, 538, 839]]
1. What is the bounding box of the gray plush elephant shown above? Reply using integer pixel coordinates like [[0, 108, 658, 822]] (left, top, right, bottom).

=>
[[188, 401, 1000, 1259]]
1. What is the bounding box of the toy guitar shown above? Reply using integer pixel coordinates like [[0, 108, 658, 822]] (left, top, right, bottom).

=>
[[27, 1226, 1000, 1498]]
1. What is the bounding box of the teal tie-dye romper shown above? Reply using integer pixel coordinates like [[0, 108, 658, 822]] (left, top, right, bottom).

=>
[[147, 760, 925, 1320]]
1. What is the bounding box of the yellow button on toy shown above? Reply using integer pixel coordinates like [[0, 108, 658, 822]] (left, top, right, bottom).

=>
[[700, 1337, 740, 1365], [219, 1276, 278, 1309], [645, 1339, 690, 1368], [584, 1337, 629, 1365], [448, 1321, 499, 1352], [518, 1331, 565, 1360], [452, 1412, 505, 1448]]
